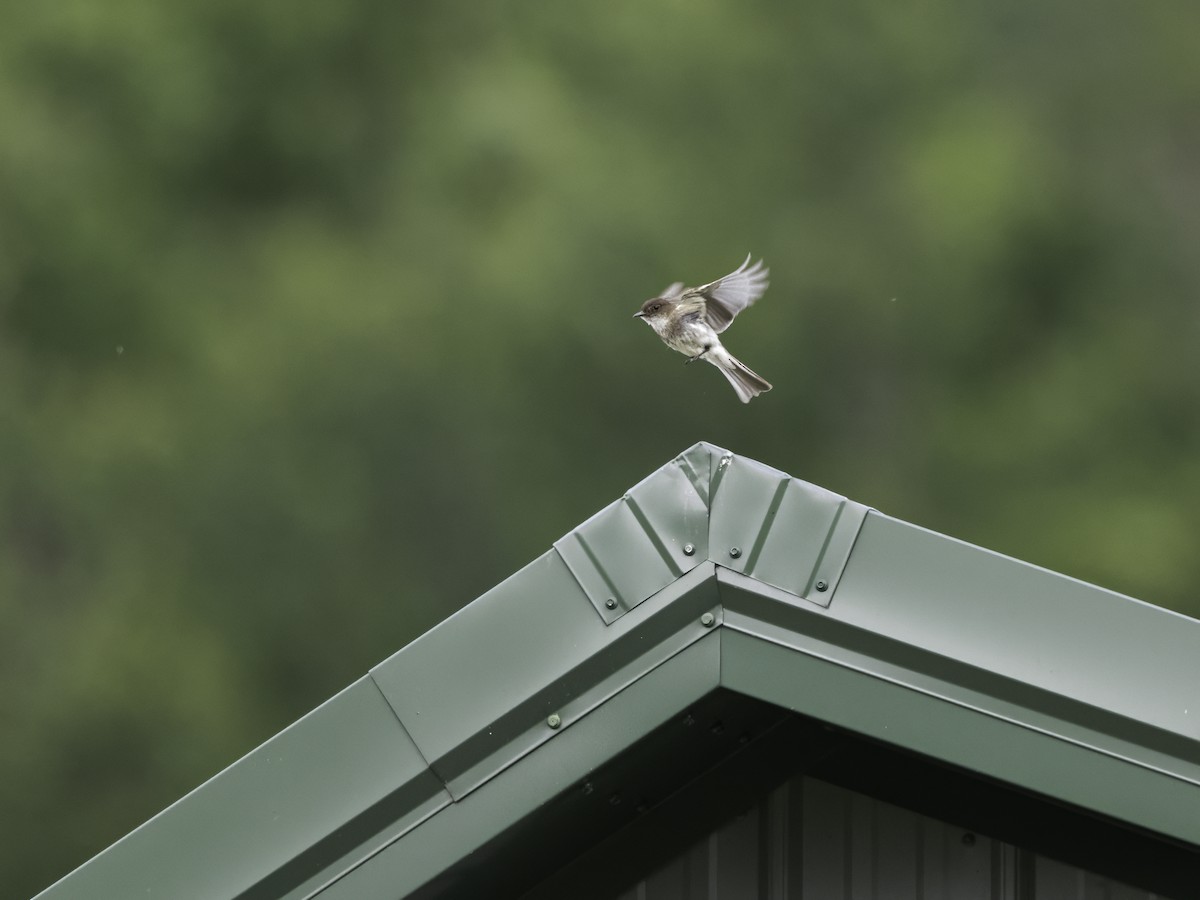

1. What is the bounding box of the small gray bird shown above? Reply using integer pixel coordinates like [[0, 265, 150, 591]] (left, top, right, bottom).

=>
[[633, 254, 773, 403]]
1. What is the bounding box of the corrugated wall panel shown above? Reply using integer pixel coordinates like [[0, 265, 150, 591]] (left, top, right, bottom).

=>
[[609, 775, 1160, 900], [1033, 858, 1163, 900]]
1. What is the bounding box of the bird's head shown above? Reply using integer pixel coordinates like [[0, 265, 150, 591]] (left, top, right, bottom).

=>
[[633, 296, 672, 323]]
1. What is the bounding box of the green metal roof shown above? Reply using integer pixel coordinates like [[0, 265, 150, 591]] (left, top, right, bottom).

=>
[[35, 442, 1200, 899]]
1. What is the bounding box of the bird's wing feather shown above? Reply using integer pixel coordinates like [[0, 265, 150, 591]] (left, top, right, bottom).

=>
[[675, 295, 707, 318], [693, 254, 769, 333], [658, 281, 685, 299]]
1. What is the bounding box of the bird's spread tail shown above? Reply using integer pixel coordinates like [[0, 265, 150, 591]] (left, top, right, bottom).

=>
[[708, 348, 772, 403]]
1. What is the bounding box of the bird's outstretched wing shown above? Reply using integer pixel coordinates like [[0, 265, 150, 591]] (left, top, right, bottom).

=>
[[693, 254, 769, 333], [658, 281, 685, 299]]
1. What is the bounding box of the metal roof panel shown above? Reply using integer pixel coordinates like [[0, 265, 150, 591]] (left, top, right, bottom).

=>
[[37, 676, 444, 900], [833, 512, 1200, 741]]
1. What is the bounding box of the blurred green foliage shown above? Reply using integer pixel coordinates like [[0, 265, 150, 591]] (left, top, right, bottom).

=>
[[3, 0, 1198, 893]]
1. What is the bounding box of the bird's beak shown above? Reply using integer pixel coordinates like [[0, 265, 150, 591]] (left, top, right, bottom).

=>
[[632, 311, 644, 318]]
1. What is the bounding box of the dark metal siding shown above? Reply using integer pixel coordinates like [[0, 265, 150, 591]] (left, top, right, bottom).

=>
[[612, 776, 1160, 900]]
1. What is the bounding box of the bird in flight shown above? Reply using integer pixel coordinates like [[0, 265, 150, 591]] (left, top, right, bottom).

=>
[[633, 254, 772, 403]]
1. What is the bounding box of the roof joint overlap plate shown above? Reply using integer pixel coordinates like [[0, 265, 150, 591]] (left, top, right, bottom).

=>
[[554, 446, 714, 622], [708, 454, 870, 607]]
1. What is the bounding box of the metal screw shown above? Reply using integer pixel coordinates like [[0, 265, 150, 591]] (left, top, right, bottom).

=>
[[962, 832, 976, 847], [547, 713, 562, 729], [682, 543, 696, 556], [700, 612, 715, 627], [710, 721, 726, 736], [604, 598, 617, 610], [581, 781, 594, 796], [729, 547, 742, 559], [815, 580, 828, 592], [608, 793, 622, 806]]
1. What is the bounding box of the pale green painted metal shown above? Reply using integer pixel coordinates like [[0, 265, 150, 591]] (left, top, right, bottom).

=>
[[324, 634, 722, 900], [835, 513, 1200, 747], [36, 676, 447, 900], [553, 440, 864, 621], [708, 452, 869, 606], [34, 443, 1200, 900], [553, 446, 711, 622], [370, 560, 721, 800], [720, 624, 1200, 845]]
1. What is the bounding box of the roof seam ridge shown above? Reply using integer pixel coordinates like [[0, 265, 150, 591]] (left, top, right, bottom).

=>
[[564, 533, 624, 608], [624, 493, 685, 579], [674, 448, 711, 507], [804, 499, 853, 598], [365, 671, 438, 776], [740, 475, 791, 573]]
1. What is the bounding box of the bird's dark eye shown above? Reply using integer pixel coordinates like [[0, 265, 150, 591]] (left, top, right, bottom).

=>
[[650, 304, 660, 313]]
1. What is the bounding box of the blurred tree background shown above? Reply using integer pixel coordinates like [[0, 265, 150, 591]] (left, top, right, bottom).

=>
[[2, 0, 1198, 893]]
